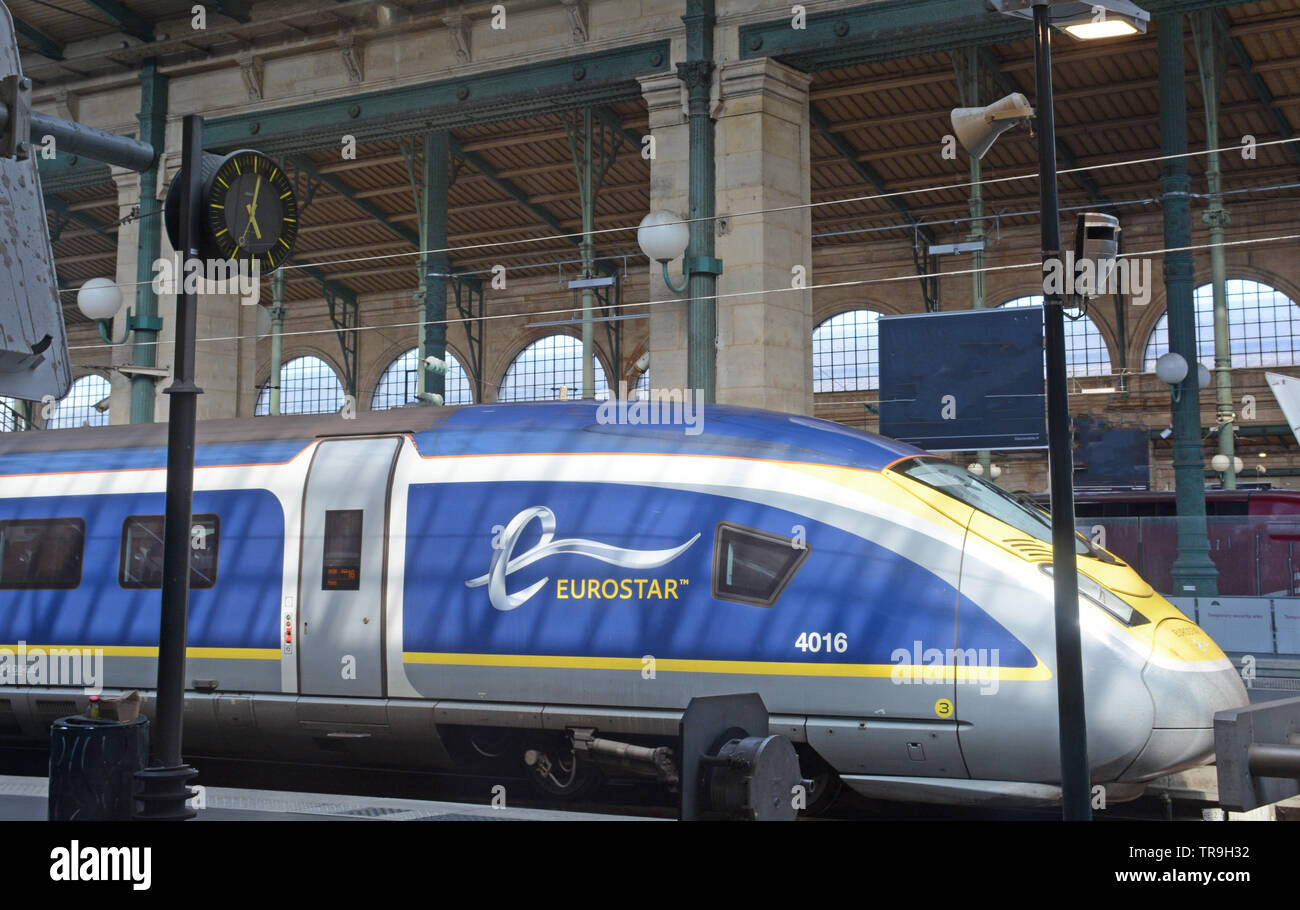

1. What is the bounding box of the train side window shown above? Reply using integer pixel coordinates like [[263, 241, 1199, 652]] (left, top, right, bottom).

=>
[[711, 522, 810, 607], [0, 518, 85, 589], [119, 515, 220, 589], [322, 509, 363, 591]]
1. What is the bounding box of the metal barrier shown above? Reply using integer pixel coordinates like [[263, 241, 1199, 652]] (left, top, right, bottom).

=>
[[1214, 694, 1300, 811]]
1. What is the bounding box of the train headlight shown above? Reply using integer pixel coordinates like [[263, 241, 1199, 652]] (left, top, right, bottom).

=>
[[1039, 563, 1146, 626]]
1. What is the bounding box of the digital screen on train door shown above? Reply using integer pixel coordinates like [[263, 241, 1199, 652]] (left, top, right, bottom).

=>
[[322, 509, 363, 591]]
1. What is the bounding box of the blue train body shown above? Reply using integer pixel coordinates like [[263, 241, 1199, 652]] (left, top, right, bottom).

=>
[[0, 402, 1247, 806]]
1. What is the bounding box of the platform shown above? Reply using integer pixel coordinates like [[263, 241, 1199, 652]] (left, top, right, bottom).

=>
[[0, 775, 655, 822]]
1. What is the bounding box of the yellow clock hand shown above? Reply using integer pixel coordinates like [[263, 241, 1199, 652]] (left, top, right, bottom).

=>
[[248, 175, 263, 240], [238, 176, 264, 246]]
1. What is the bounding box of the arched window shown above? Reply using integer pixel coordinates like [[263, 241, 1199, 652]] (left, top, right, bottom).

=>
[[371, 348, 473, 409], [813, 310, 881, 392], [47, 375, 110, 429], [1000, 296, 1112, 377], [0, 397, 22, 432], [1143, 280, 1300, 370], [255, 355, 345, 415], [498, 335, 610, 402]]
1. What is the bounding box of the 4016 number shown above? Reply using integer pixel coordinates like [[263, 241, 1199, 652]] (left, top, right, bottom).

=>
[[795, 632, 847, 654]]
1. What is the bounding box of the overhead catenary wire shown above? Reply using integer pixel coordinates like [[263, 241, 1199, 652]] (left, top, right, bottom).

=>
[[55, 135, 1300, 296], [67, 227, 1300, 353]]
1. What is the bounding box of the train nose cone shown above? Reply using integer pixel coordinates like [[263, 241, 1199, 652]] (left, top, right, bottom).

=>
[[1118, 617, 1249, 783]]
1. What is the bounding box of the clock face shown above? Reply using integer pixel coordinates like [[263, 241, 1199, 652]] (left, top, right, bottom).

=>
[[206, 151, 298, 271]]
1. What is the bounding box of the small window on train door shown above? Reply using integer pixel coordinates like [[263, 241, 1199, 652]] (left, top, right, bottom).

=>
[[0, 518, 85, 589], [322, 509, 363, 591], [711, 522, 810, 607], [119, 514, 220, 589]]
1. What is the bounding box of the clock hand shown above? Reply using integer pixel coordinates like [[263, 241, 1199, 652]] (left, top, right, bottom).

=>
[[238, 203, 255, 246], [248, 175, 263, 240], [238, 176, 264, 246]]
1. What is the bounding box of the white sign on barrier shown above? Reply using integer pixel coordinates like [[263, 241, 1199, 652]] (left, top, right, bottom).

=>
[[1272, 598, 1300, 656], [1197, 597, 1275, 654]]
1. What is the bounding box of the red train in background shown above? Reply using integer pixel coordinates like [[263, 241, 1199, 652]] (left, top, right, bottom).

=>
[[1031, 488, 1300, 597]]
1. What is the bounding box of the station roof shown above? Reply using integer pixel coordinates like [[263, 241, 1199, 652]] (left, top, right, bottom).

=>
[[28, 2, 1300, 327]]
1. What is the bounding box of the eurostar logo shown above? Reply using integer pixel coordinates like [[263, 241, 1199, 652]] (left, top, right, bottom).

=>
[[465, 506, 700, 612]]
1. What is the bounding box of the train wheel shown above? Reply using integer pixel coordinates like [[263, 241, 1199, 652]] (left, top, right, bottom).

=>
[[797, 748, 843, 816], [522, 741, 602, 800]]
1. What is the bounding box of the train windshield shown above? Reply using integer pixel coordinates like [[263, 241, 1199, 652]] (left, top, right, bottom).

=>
[[892, 456, 1091, 557]]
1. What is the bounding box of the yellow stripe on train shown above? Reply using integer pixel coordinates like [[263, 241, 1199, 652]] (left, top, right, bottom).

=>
[[403, 651, 1053, 680]]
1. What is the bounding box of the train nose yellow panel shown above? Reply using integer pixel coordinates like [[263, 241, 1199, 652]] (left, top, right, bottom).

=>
[[1149, 617, 1227, 665], [1141, 617, 1246, 734]]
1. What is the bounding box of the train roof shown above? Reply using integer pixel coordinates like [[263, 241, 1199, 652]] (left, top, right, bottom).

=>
[[0, 402, 925, 475]]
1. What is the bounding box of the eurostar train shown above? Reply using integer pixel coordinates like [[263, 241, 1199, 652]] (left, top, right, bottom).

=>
[[0, 403, 1247, 807]]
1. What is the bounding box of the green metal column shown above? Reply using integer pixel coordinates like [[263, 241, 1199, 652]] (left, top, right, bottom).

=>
[[1194, 11, 1236, 490], [681, 0, 718, 402], [269, 268, 285, 416], [422, 131, 450, 403], [1159, 15, 1218, 596], [130, 59, 167, 423]]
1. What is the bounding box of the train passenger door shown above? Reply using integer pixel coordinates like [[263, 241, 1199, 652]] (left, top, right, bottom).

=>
[[298, 436, 401, 697]]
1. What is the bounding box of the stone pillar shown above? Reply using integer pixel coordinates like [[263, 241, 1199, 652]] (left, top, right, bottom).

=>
[[713, 58, 813, 415], [638, 71, 691, 394]]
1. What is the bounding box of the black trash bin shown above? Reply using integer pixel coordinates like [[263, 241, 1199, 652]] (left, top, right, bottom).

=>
[[48, 714, 149, 821]]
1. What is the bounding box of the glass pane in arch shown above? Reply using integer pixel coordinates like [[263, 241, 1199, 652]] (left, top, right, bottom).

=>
[[256, 356, 346, 415], [0, 397, 20, 432], [813, 310, 881, 392], [1143, 280, 1300, 370], [1001, 296, 1112, 377], [48, 375, 111, 429], [371, 348, 473, 409], [498, 335, 610, 402]]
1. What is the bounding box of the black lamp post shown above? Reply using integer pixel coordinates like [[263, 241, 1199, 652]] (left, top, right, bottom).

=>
[[134, 114, 204, 820], [978, 0, 1148, 820], [1029, 0, 1092, 823]]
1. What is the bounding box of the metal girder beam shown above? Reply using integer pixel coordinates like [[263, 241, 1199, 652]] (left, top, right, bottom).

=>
[[44, 194, 113, 239], [286, 155, 419, 247], [449, 136, 571, 242], [296, 264, 357, 309], [809, 107, 935, 247], [12, 16, 65, 60], [295, 264, 359, 395], [977, 48, 1113, 210], [592, 107, 644, 151], [204, 1, 252, 23], [80, 0, 154, 41], [1215, 10, 1300, 170], [205, 41, 670, 155], [36, 153, 112, 193], [739, 0, 1261, 72]]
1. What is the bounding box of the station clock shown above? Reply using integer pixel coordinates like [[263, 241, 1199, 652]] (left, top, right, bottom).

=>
[[205, 151, 298, 272], [164, 148, 298, 273]]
